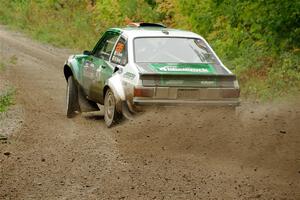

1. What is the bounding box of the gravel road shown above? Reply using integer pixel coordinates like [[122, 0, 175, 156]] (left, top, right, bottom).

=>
[[0, 26, 299, 200]]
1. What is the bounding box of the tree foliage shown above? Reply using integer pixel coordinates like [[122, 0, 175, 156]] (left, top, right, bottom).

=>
[[0, 0, 299, 99]]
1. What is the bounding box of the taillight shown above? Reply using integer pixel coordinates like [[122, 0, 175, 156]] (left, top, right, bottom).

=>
[[134, 87, 154, 97]]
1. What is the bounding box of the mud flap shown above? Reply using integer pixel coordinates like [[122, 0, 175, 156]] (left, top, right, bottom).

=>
[[77, 88, 99, 112], [121, 101, 134, 120]]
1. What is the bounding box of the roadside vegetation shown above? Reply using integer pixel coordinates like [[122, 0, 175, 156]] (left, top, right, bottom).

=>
[[0, 60, 16, 113], [0, 0, 299, 100], [0, 63, 14, 112], [0, 89, 15, 113]]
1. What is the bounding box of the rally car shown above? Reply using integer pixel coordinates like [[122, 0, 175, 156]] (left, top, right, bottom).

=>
[[63, 23, 240, 127]]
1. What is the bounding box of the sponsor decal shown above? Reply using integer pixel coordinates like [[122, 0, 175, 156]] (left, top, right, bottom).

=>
[[199, 81, 217, 86], [159, 66, 209, 73], [149, 63, 216, 74], [123, 72, 135, 80], [165, 80, 184, 85], [83, 61, 95, 78]]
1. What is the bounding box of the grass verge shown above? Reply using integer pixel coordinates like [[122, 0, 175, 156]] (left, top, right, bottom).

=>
[[0, 88, 15, 113]]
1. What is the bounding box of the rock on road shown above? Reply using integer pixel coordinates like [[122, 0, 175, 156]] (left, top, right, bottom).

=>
[[0, 26, 299, 199]]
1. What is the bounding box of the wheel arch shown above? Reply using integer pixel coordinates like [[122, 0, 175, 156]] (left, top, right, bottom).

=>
[[103, 85, 110, 100], [64, 64, 73, 82], [104, 75, 126, 113]]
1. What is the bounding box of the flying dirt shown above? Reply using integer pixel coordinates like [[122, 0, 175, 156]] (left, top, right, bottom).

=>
[[0, 25, 299, 199]]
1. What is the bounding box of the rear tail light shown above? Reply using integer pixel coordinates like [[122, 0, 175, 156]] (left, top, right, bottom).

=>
[[134, 87, 154, 97]]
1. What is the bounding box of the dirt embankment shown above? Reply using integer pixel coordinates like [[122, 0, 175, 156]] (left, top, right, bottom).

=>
[[0, 25, 299, 200]]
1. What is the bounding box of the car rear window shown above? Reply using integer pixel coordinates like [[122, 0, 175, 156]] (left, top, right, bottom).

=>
[[134, 37, 219, 64]]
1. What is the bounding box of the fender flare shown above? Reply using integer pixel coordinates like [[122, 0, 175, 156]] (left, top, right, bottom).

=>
[[106, 74, 126, 112], [63, 56, 80, 82], [63, 64, 74, 81]]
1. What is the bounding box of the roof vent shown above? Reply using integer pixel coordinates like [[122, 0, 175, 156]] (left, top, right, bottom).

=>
[[128, 22, 166, 28]]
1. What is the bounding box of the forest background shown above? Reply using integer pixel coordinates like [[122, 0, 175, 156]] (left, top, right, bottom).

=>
[[0, 0, 299, 99]]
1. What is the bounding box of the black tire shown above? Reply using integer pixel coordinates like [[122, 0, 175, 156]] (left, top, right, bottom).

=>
[[104, 89, 122, 127], [66, 76, 79, 118]]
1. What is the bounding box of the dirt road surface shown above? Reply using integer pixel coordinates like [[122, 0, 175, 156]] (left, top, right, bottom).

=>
[[0, 26, 299, 200]]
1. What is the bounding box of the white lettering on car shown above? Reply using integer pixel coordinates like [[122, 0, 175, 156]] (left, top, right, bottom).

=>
[[159, 66, 209, 73]]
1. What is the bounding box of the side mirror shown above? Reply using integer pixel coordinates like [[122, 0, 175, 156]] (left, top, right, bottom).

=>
[[83, 50, 92, 55]]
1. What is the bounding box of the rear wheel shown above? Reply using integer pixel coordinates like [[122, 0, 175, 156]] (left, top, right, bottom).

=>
[[104, 89, 122, 127], [66, 76, 79, 118]]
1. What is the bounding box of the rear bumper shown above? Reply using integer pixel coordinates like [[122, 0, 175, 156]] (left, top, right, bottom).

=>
[[127, 86, 240, 113], [133, 98, 240, 107]]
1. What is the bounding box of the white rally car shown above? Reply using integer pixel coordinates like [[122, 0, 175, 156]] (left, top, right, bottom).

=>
[[63, 23, 240, 127]]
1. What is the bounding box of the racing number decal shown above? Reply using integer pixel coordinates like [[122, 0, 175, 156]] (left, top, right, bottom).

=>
[[115, 42, 124, 54], [111, 42, 124, 64], [111, 39, 127, 66]]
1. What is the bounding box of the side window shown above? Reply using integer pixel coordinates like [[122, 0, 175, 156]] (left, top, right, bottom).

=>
[[111, 38, 128, 66], [94, 32, 119, 61]]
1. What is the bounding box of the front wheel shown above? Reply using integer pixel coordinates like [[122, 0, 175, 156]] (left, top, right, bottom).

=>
[[104, 89, 122, 127]]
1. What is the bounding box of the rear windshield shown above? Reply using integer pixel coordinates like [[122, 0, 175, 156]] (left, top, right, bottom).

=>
[[134, 37, 218, 63]]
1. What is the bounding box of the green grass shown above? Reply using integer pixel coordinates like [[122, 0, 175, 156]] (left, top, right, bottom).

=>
[[0, 88, 15, 112]]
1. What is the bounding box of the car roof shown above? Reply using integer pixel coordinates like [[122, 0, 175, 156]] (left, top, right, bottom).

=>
[[108, 27, 202, 39]]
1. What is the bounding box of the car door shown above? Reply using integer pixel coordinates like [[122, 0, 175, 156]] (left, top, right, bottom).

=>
[[82, 31, 120, 102]]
